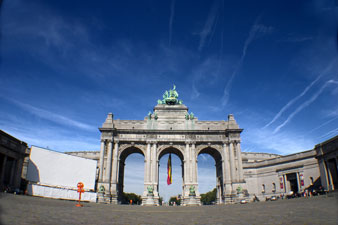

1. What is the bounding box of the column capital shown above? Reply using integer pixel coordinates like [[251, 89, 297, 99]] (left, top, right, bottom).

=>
[[222, 141, 229, 145], [114, 139, 119, 144], [185, 140, 191, 145], [191, 141, 196, 145]]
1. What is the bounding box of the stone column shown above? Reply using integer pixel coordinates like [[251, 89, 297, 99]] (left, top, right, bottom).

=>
[[236, 142, 244, 181], [191, 142, 197, 184], [98, 140, 106, 182], [223, 142, 232, 195], [111, 141, 119, 184], [184, 142, 190, 185], [229, 141, 236, 183], [296, 172, 301, 193], [112, 141, 121, 204], [0, 156, 7, 185], [13, 158, 23, 189], [152, 142, 159, 196], [183, 142, 190, 203], [105, 141, 113, 184], [191, 142, 199, 202], [146, 142, 151, 183], [9, 159, 16, 187]]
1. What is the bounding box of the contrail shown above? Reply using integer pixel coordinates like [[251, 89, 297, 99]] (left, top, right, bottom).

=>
[[319, 128, 338, 139], [3, 97, 95, 131], [273, 80, 338, 133], [264, 59, 337, 129], [221, 16, 262, 106], [198, 0, 220, 51], [168, 0, 175, 46], [306, 116, 338, 134]]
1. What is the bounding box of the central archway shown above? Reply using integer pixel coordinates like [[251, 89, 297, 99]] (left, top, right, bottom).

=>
[[158, 147, 184, 205]]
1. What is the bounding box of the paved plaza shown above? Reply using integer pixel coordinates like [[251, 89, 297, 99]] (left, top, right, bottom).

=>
[[0, 193, 337, 225]]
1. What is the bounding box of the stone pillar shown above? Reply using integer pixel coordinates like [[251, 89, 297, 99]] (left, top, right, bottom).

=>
[[229, 142, 236, 183], [98, 140, 106, 182], [111, 141, 119, 184], [152, 142, 159, 200], [191, 142, 200, 204], [296, 172, 301, 193], [110, 141, 119, 203], [236, 142, 244, 181], [9, 159, 16, 187], [223, 142, 232, 196], [105, 140, 113, 184], [184, 142, 190, 185], [191, 142, 197, 183], [183, 142, 190, 204], [103, 140, 113, 203], [146, 142, 151, 183], [0, 156, 7, 186], [13, 158, 23, 189]]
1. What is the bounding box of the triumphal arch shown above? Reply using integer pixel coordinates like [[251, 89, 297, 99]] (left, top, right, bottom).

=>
[[97, 86, 246, 205]]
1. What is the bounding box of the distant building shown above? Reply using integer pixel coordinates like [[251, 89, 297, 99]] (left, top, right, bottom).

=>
[[0, 130, 29, 192], [315, 136, 338, 191], [26, 146, 97, 202]]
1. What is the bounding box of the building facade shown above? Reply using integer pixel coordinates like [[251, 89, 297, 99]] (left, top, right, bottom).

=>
[[0, 130, 29, 192], [315, 136, 338, 191], [65, 87, 337, 205], [96, 86, 247, 205]]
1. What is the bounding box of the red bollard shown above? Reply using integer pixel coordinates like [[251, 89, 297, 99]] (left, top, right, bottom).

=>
[[76, 182, 84, 207]]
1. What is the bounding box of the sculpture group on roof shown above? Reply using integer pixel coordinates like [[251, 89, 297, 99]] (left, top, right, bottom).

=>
[[157, 85, 183, 105]]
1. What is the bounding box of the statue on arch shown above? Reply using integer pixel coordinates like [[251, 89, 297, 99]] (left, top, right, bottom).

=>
[[189, 185, 196, 196], [147, 185, 154, 195]]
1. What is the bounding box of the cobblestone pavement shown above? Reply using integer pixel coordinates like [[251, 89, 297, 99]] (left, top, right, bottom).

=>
[[0, 193, 337, 225]]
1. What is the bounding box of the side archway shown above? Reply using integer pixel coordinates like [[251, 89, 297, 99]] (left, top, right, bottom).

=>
[[117, 145, 145, 204], [197, 146, 224, 204]]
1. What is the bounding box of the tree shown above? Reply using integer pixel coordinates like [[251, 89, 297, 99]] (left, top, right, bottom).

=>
[[169, 196, 181, 206], [200, 188, 216, 205], [122, 192, 142, 205]]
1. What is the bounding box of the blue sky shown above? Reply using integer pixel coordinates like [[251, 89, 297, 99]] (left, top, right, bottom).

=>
[[1, 0, 338, 199]]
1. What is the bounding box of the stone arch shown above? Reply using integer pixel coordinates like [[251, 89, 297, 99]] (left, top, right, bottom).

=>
[[157, 144, 185, 162], [196, 145, 224, 204], [117, 145, 145, 203], [118, 144, 146, 160], [196, 144, 222, 160]]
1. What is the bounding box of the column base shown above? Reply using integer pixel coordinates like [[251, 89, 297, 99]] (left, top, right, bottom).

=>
[[142, 194, 157, 206], [186, 195, 200, 206]]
